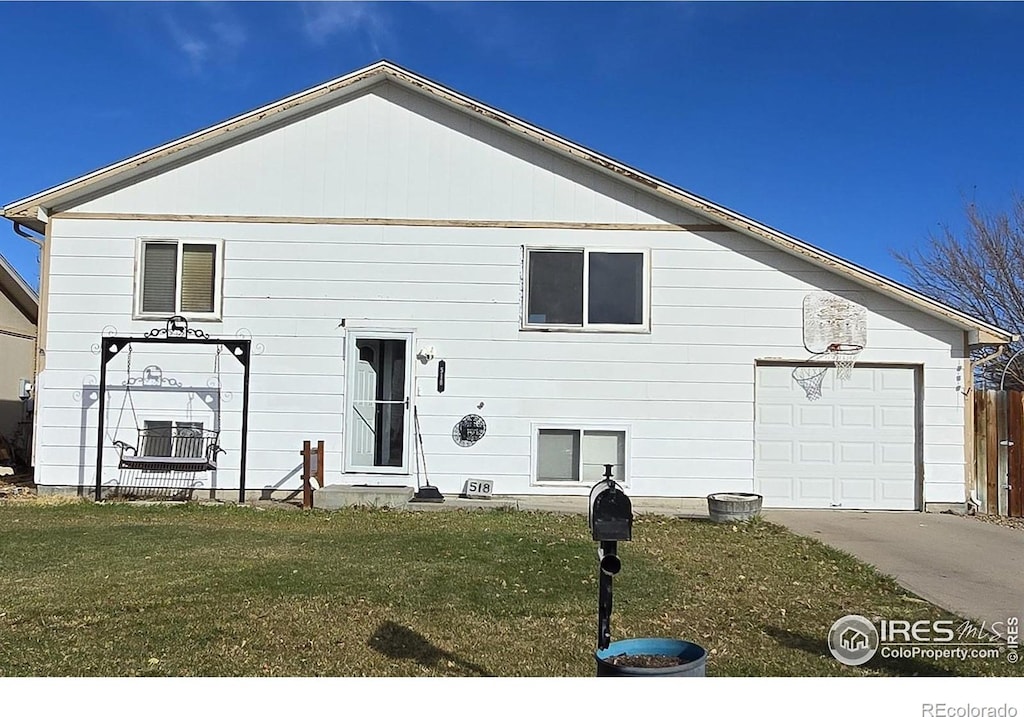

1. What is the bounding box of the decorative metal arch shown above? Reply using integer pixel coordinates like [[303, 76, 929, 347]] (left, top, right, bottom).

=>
[[94, 316, 252, 502]]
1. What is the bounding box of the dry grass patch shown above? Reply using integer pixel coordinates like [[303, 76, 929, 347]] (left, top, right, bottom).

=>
[[0, 503, 1019, 677]]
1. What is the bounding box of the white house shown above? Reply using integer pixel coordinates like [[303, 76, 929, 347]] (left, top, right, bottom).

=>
[[0, 252, 37, 462], [2, 61, 1010, 510]]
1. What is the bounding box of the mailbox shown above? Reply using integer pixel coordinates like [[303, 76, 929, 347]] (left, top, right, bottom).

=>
[[588, 467, 633, 542], [589, 465, 632, 654]]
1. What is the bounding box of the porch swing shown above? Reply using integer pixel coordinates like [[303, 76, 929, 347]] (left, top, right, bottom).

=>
[[109, 343, 225, 472]]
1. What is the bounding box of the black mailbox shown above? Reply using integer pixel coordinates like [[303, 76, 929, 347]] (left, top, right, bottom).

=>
[[588, 466, 632, 542]]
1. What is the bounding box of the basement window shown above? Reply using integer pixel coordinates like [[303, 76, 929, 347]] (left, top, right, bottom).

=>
[[135, 239, 223, 320], [534, 427, 627, 483], [523, 248, 648, 331]]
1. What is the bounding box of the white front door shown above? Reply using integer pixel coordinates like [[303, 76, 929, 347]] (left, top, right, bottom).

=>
[[755, 364, 919, 510], [344, 331, 414, 474]]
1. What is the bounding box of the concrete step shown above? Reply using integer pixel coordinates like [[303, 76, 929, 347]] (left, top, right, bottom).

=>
[[314, 485, 415, 510]]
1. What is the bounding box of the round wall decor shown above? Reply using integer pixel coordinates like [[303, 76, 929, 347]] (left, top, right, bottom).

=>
[[453, 414, 487, 447]]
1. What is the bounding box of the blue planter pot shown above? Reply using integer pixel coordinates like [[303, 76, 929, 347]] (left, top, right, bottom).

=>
[[595, 638, 707, 677]]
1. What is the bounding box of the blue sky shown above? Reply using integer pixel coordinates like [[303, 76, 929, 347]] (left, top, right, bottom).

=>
[[2, 1, 1023, 291]]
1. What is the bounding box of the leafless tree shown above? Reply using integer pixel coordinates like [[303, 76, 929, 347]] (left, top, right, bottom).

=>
[[893, 196, 1024, 389]]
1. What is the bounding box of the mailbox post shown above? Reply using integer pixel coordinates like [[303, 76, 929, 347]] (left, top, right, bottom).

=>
[[588, 465, 633, 653]]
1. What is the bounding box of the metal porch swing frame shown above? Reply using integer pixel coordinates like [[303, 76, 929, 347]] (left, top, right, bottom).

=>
[[94, 316, 252, 503]]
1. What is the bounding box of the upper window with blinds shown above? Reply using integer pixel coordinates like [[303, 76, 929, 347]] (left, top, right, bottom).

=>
[[135, 239, 223, 319]]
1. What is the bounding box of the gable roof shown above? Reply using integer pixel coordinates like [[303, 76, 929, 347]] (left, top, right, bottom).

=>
[[1, 60, 1012, 344], [0, 252, 38, 324]]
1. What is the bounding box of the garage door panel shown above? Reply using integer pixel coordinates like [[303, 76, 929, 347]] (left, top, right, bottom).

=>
[[758, 404, 794, 426], [881, 442, 915, 465], [837, 478, 876, 502], [839, 405, 874, 428], [881, 406, 915, 428], [757, 441, 793, 462], [880, 370, 915, 391], [797, 405, 834, 428], [755, 364, 918, 510], [840, 371, 877, 391], [789, 479, 836, 508], [799, 442, 834, 463], [757, 477, 793, 499], [839, 442, 875, 463]]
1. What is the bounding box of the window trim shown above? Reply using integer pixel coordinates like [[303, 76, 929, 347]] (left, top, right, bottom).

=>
[[521, 246, 651, 333], [133, 237, 224, 321], [530, 422, 631, 487]]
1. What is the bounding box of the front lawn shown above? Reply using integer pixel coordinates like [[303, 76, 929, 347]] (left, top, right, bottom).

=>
[[0, 502, 1017, 676]]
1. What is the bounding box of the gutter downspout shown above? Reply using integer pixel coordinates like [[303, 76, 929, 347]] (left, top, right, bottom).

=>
[[12, 221, 44, 247]]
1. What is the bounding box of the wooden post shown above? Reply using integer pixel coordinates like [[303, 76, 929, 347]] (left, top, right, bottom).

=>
[[987, 391, 999, 513], [316, 440, 325, 488], [302, 440, 312, 510]]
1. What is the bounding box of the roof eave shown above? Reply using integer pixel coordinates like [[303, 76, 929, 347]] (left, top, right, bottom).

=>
[[0, 252, 39, 323]]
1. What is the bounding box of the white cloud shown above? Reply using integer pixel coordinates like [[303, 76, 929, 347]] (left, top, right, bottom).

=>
[[162, 13, 210, 72], [160, 3, 248, 74], [300, 1, 387, 54]]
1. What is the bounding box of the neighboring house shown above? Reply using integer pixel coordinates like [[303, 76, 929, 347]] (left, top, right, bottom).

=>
[[0, 252, 37, 462], [0, 61, 1012, 509]]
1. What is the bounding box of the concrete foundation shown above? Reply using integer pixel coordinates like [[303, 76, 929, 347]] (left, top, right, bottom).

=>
[[33, 484, 957, 519]]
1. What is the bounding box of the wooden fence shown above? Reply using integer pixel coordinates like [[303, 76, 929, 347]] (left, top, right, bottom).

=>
[[974, 389, 1024, 517]]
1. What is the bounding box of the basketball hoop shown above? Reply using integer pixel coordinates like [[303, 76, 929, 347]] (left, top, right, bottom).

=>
[[792, 364, 828, 401], [827, 342, 864, 381], [796, 293, 868, 398]]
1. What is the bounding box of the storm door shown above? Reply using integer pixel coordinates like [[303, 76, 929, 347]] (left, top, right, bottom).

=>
[[344, 332, 413, 473]]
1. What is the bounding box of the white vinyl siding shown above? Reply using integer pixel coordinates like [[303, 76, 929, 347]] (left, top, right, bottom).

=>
[[136, 239, 222, 319]]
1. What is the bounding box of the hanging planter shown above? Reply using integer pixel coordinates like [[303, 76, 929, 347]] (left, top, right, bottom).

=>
[[595, 638, 707, 677], [707, 492, 763, 523]]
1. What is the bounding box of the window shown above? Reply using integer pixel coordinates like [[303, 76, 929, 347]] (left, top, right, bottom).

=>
[[524, 248, 647, 330], [141, 421, 204, 458], [136, 239, 222, 318], [141, 421, 173, 458], [535, 428, 626, 483]]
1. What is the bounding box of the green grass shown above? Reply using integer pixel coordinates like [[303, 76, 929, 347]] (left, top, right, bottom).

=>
[[0, 502, 1019, 676]]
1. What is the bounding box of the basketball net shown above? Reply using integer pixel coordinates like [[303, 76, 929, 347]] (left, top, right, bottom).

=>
[[793, 365, 828, 401], [793, 344, 864, 401], [827, 343, 863, 382]]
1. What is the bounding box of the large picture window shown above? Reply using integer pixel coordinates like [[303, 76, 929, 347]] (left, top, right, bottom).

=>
[[524, 248, 648, 330], [534, 427, 627, 483], [136, 239, 222, 319]]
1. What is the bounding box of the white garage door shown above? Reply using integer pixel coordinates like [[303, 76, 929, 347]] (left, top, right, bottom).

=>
[[755, 364, 918, 510]]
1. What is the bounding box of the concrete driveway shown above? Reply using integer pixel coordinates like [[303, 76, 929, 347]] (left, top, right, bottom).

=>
[[766, 510, 1024, 629]]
